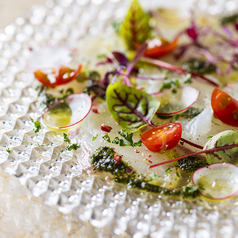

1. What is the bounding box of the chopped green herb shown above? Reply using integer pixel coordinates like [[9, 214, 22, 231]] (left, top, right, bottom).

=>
[[35, 85, 47, 97], [160, 80, 180, 92], [97, 53, 107, 59], [60, 88, 74, 98], [6, 148, 13, 154], [51, 163, 56, 167], [30, 117, 41, 133], [171, 88, 177, 94], [63, 133, 71, 143], [170, 114, 180, 122], [184, 186, 199, 194], [112, 21, 121, 34], [57, 153, 60, 157], [110, 130, 142, 147], [180, 141, 184, 146], [184, 73, 192, 84], [207, 136, 213, 139], [92, 135, 98, 141], [165, 167, 171, 173], [211, 120, 220, 126], [63, 133, 80, 151], [176, 172, 180, 177], [102, 134, 111, 143], [148, 172, 160, 181], [67, 143, 81, 151]]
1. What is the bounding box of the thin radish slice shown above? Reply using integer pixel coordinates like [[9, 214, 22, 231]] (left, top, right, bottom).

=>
[[26, 46, 73, 70], [192, 163, 238, 200], [153, 86, 200, 116], [42, 93, 92, 130]]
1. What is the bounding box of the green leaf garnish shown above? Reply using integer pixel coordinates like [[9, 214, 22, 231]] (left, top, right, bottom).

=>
[[30, 117, 41, 133], [102, 135, 111, 143], [106, 83, 160, 132], [170, 114, 180, 122], [184, 186, 199, 194], [120, 0, 151, 50], [148, 172, 160, 181], [165, 167, 171, 173], [63, 133, 81, 151], [160, 79, 180, 92], [6, 148, 13, 154], [112, 130, 141, 147], [63, 133, 71, 143], [67, 143, 81, 151], [92, 135, 98, 141]]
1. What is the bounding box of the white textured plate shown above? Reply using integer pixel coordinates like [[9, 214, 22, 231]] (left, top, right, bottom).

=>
[[0, 0, 238, 237]]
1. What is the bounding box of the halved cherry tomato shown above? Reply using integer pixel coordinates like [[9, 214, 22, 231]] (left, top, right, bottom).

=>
[[34, 65, 82, 87], [142, 35, 180, 58], [211, 88, 238, 127], [141, 122, 182, 152]]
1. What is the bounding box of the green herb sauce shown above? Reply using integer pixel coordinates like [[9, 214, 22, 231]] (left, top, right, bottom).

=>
[[91, 146, 199, 198], [176, 157, 208, 173], [182, 59, 216, 75], [181, 107, 203, 119], [220, 13, 238, 25]]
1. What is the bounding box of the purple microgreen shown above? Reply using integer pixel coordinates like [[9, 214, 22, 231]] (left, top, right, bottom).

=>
[[111, 66, 126, 84], [186, 26, 198, 41], [96, 57, 113, 66], [112, 52, 129, 66], [222, 24, 233, 36], [142, 57, 220, 87], [124, 43, 148, 86], [200, 49, 222, 76], [174, 43, 192, 59]]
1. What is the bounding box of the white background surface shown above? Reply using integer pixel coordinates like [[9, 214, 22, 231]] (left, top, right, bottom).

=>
[[0, 0, 46, 29]]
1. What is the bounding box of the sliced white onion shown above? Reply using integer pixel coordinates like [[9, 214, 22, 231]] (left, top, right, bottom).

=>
[[42, 93, 92, 130], [26, 46, 73, 70], [192, 163, 238, 200], [153, 86, 200, 116]]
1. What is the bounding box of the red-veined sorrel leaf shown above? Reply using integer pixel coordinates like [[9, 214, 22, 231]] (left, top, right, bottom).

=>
[[120, 0, 151, 50], [106, 82, 160, 132]]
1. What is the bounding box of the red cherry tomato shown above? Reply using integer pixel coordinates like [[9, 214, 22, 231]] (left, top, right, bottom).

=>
[[141, 122, 182, 152], [211, 88, 238, 127], [34, 65, 82, 87], [143, 35, 179, 58]]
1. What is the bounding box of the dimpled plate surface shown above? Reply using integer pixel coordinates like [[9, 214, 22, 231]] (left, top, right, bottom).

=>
[[1, 0, 238, 237]]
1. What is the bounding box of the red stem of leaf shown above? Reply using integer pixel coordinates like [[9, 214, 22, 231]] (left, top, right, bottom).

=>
[[142, 57, 220, 87], [180, 137, 203, 150], [124, 43, 148, 86], [149, 143, 238, 169]]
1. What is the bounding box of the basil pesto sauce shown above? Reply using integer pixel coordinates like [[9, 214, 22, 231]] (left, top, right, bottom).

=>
[[91, 146, 199, 198]]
